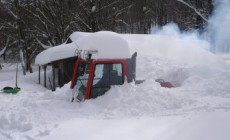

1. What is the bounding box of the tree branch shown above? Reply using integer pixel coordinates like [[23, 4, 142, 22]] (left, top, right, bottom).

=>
[[176, 0, 208, 23]]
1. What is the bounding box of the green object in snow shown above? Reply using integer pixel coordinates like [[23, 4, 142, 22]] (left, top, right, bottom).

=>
[[2, 87, 21, 94]]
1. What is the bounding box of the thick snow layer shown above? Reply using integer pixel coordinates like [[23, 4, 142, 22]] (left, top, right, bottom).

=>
[[68, 31, 91, 43], [35, 31, 91, 65], [40, 111, 230, 140], [35, 43, 77, 65], [121, 31, 217, 66], [36, 30, 215, 66], [76, 31, 130, 59], [1, 28, 230, 140], [35, 31, 131, 65]]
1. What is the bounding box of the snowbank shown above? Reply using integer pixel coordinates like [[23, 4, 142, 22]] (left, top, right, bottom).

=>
[[40, 111, 230, 140]]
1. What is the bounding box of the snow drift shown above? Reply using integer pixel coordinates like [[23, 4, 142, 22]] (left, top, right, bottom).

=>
[[1, 28, 230, 140]]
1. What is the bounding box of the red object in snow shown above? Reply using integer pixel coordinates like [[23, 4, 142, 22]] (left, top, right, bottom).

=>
[[70, 52, 137, 101], [155, 79, 174, 88]]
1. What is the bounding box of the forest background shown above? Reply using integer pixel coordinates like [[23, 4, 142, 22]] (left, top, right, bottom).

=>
[[0, 0, 213, 74]]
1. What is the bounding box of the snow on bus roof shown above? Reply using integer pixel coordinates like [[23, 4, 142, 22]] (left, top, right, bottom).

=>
[[68, 31, 91, 42], [35, 31, 131, 66], [35, 43, 77, 66], [76, 31, 130, 60]]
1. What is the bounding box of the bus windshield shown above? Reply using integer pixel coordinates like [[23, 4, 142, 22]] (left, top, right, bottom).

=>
[[74, 62, 90, 101]]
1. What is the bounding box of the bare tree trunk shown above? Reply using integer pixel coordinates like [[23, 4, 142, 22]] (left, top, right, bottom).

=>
[[15, 0, 33, 75], [20, 49, 26, 75]]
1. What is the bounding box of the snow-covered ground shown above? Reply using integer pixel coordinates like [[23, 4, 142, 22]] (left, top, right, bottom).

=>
[[1, 29, 230, 140]]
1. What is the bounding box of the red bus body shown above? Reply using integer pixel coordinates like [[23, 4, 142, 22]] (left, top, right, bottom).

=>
[[70, 56, 133, 101]]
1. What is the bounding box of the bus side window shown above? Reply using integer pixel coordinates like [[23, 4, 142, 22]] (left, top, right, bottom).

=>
[[90, 63, 123, 99]]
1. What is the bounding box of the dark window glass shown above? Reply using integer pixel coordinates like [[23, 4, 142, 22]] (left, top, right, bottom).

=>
[[90, 63, 123, 99]]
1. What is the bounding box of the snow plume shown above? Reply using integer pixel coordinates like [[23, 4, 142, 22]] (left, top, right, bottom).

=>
[[148, 23, 224, 88], [208, 0, 230, 53], [152, 0, 230, 54], [150, 23, 218, 66]]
